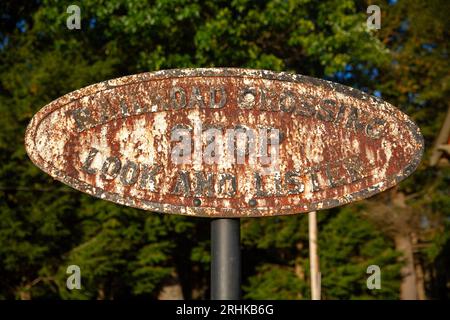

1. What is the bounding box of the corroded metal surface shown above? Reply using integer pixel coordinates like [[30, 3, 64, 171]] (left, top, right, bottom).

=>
[[25, 68, 424, 217]]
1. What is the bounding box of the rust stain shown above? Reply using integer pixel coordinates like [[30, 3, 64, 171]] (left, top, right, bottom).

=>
[[25, 68, 424, 217]]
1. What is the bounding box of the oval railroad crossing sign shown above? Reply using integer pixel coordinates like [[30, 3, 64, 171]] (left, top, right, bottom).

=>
[[25, 68, 423, 217]]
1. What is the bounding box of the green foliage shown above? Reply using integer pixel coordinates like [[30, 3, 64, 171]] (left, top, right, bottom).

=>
[[242, 208, 401, 299], [319, 208, 401, 299], [0, 0, 448, 300], [244, 264, 304, 300]]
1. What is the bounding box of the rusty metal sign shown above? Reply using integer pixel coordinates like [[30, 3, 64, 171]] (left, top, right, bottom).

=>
[[25, 68, 423, 217]]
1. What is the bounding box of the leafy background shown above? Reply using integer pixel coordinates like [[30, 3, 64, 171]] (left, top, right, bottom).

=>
[[0, 0, 448, 299]]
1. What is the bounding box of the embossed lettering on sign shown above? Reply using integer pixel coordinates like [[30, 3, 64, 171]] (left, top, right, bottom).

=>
[[25, 68, 423, 217]]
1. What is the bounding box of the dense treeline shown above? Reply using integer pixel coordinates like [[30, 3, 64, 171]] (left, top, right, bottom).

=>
[[0, 0, 448, 299]]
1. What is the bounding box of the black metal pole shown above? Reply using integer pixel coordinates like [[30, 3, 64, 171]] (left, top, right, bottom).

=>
[[211, 218, 241, 300]]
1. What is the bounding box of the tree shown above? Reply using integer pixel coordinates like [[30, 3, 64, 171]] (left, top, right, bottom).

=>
[[0, 0, 447, 300], [363, 0, 450, 299]]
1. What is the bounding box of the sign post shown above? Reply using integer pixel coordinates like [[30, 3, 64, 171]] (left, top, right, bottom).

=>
[[309, 211, 320, 300], [25, 68, 424, 300], [211, 218, 241, 300]]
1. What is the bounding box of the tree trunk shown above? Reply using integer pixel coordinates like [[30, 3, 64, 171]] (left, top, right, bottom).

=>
[[97, 285, 105, 300], [394, 233, 418, 300], [415, 260, 426, 300], [18, 289, 31, 300], [158, 273, 184, 300]]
